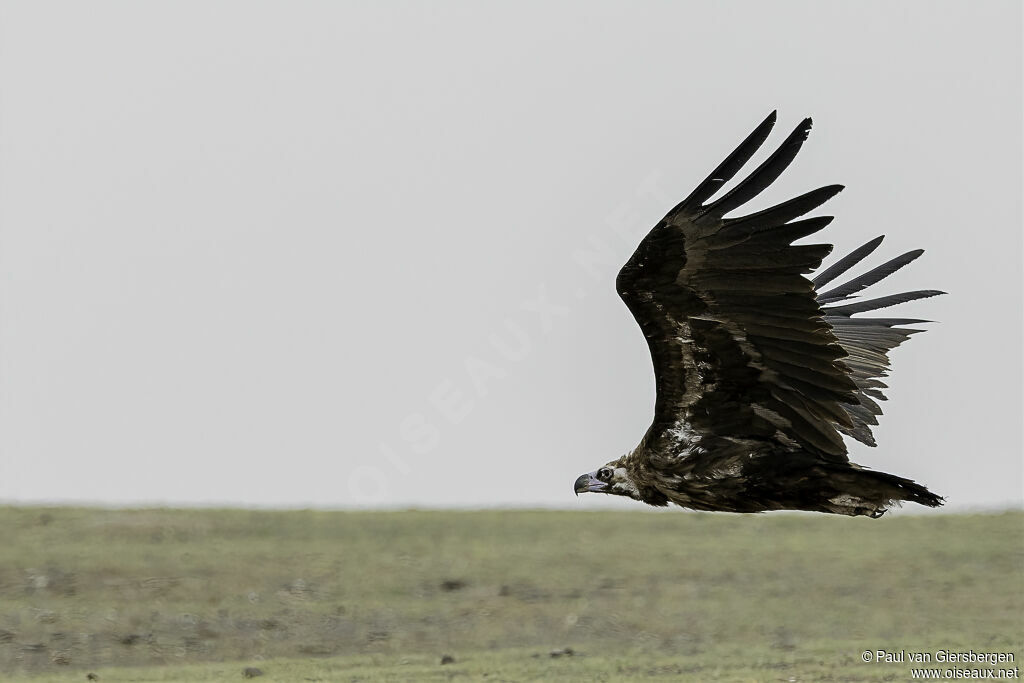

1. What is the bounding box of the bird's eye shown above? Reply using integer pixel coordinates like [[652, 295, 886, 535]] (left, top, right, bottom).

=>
[[598, 468, 613, 481]]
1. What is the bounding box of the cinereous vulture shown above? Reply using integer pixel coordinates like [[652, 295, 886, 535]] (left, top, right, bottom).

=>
[[574, 112, 943, 517]]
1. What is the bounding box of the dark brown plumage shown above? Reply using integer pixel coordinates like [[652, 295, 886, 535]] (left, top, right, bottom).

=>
[[574, 112, 943, 517]]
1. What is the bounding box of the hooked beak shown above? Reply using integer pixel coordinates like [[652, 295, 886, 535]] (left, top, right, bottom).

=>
[[574, 471, 608, 496]]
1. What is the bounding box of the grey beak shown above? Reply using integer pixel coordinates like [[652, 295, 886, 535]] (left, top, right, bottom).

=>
[[574, 473, 591, 496], [574, 471, 607, 495]]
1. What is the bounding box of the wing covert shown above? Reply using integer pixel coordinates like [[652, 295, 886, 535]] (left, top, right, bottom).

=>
[[617, 114, 864, 461]]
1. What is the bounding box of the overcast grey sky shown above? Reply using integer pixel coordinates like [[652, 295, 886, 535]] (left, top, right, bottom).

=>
[[0, 1, 1020, 512]]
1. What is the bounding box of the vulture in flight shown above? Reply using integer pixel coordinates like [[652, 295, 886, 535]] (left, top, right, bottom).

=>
[[574, 112, 943, 517]]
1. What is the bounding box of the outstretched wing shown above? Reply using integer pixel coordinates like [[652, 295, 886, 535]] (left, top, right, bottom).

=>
[[616, 112, 939, 463], [813, 239, 942, 446]]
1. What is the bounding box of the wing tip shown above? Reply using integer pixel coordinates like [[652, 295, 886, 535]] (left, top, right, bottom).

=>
[[753, 111, 779, 139]]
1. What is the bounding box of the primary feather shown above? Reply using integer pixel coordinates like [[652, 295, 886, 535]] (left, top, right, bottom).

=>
[[574, 112, 944, 517]]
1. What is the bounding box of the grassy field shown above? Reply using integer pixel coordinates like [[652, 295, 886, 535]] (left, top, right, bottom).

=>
[[0, 507, 1020, 682]]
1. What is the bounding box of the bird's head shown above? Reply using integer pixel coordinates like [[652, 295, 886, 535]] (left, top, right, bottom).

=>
[[574, 461, 642, 501]]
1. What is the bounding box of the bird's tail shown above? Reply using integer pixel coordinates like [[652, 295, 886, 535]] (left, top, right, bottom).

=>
[[824, 466, 944, 517]]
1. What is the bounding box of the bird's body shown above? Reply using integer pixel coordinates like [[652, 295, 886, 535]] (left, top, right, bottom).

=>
[[601, 441, 940, 517], [574, 112, 943, 517]]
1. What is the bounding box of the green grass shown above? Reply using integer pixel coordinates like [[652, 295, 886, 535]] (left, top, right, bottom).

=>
[[0, 507, 1021, 681]]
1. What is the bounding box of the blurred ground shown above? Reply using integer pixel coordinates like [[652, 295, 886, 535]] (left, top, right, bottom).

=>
[[0, 507, 1021, 681]]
